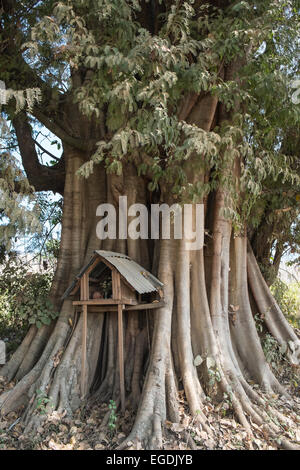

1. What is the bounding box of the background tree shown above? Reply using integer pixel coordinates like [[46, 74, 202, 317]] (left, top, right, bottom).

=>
[[0, 0, 300, 449]]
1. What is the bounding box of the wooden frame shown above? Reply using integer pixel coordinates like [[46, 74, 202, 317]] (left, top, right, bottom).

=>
[[78, 269, 128, 411], [118, 304, 125, 412], [69, 255, 138, 299], [73, 299, 135, 305], [75, 301, 165, 313], [69, 254, 164, 414], [80, 273, 88, 399]]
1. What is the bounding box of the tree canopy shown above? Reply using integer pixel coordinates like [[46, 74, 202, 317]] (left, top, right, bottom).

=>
[[0, 0, 299, 271], [0, 0, 300, 451]]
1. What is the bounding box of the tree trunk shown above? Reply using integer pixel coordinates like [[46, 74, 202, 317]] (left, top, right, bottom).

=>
[[1, 128, 300, 451]]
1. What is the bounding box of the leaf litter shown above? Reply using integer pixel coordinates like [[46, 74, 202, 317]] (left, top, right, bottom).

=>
[[0, 372, 299, 450]]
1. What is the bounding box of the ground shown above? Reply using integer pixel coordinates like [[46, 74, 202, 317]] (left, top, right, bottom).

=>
[[0, 363, 299, 451]]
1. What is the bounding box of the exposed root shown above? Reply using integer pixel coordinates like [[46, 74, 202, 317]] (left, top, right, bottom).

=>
[[1, 184, 299, 449]]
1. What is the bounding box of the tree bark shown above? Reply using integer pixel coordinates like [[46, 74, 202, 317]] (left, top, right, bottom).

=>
[[1, 153, 299, 449], [1, 81, 299, 450]]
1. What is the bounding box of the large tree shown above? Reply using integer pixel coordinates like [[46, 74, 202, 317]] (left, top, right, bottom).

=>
[[0, 0, 300, 449]]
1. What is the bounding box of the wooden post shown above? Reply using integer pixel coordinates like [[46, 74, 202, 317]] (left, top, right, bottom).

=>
[[118, 303, 125, 413], [112, 269, 121, 300], [81, 273, 88, 398]]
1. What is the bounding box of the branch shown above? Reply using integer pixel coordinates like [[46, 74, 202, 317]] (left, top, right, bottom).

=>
[[33, 139, 61, 162], [0, 20, 91, 151], [274, 207, 292, 214], [13, 113, 65, 194], [33, 109, 92, 151]]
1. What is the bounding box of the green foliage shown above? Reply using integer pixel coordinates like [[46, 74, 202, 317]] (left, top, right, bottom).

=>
[[0, 86, 41, 115], [1, 0, 299, 251], [45, 239, 60, 261], [271, 278, 300, 328], [194, 353, 221, 391], [0, 152, 41, 251], [100, 278, 112, 298], [28, 193, 62, 265], [206, 359, 221, 389], [43, 0, 298, 224], [254, 313, 265, 333], [220, 391, 233, 417], [261, 333, 286, 371], [207, 365, 221, 388], [108, 399, 117, 436], [35, 389, 54, 415], [0, 118, 61, 263], [255, 309, 299, 387], [0, 257, 57, 343]]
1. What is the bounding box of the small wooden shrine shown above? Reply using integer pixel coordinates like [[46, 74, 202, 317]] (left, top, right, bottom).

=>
[[62, 250, 164, 411]]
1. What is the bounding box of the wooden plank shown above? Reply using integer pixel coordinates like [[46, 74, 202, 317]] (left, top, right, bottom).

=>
[[80, 273, 88, 398], [126, 301, 165, 311], [79, 306, 118, 312], [73, 299, 122, 305], [75, 301, 165, 313], [69, 282, 80, 296], [82, 272, 89, 300], [101, 257, 135, 298], [72, 298, 137, 306], [80, 278, 84, 301], [121, 281, 137, 304], [85, 257, 101, 276], [118, 304, 125, 413], [111, 268, 117, 300], [120, 297, 138, 305], [112, 270, 122, 300], [81, 304, 87, 398]]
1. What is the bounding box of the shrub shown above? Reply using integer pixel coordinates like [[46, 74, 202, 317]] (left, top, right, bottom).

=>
[[0, 257, 57, 353], [271, 278, 300, 328]]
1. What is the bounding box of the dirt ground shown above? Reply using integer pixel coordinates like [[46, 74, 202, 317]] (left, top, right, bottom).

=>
[[0, 370, 299, 451]]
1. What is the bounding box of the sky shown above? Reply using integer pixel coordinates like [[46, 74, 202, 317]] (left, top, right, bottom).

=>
[[0, 117, 62, 256]]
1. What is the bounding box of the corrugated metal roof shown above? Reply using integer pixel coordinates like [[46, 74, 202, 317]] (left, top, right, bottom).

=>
[[95, 250, 163, 294], [62, 250, 163, 299]]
